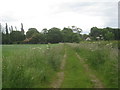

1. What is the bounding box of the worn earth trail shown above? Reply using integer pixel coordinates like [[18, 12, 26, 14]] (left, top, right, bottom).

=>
[[76, 53, 104, 88], [51, 45, 104, 88], [51, 48, 66, 88]]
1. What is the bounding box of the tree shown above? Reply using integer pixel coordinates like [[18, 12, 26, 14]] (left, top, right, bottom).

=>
[[29, 33, 45, 44], [2, 33, 7, 44], [71, 33, 80, 43], [62, 27, 73, 42], [76, 28, 82, 34], [5, 23, 8, 35], [90, 27, 102, 40], [10, 31, 25, 43], [47, 27, 62, 43], [9, 27, 11, 33], [0, 23, 1, 32], [104, 31, 114, 40], [21, 23, 24, 35], [42, 28, 48, 34], [0, 23, 1, 44], [71, 26, 82, 34], [41, 28, 48, 43], [15, 26, 17, 31], [1, 24, 6, 44], [11, 26, 13, 31], [5, 23, 10, 44], [26, 28, 39, 38]]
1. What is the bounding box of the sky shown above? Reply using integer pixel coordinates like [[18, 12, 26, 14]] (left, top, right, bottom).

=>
[[0, 0, 118, 34]]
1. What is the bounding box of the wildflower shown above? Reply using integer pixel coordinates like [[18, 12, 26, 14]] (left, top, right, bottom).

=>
[[31, 77, 34, 80], [109, 43, 112, 45], [47, 48, 49, 49], [106, 44, 109, 46], [89, 48, 92, 50], [32, 48, 36, 50], [91, 50, 94, 52]]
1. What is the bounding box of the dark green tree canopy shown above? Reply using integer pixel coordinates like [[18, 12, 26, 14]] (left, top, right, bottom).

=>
[[48, 27, 62, 43], [27, 33, 46, 44], [5, 23, 9, 35], [21, 23, 24, 35], [62, 27, 73, 42], [2, 23, 119, 44], [26, 28, 39, 38], [10, 31, 25, 43], [89, 27, 119, 40], [42, 28, 48, 34]]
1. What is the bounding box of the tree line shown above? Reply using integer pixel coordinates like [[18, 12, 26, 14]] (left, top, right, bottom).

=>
[[0, 23, 119, 44], [89, 27, 120, 41]]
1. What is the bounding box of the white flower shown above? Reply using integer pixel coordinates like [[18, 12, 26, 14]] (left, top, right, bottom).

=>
[[32, 48, 36, 50], [91, 50, 94, 52], [89, 48, 92, 50], [31, 77, 34, 80]]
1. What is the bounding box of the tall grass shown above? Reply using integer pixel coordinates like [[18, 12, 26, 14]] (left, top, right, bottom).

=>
[[68, 41, 118, 88], [0, 45, 2, 89], [61, 46, 93, 88], [2, 44, 64, 88]]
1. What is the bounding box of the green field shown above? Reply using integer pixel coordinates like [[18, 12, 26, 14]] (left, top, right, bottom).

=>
[[2, 41, 119, 88]]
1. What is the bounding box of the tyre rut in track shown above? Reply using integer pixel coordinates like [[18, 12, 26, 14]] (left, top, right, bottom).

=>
[[76, 53, 104, 88], [51, 48, 66, 88]]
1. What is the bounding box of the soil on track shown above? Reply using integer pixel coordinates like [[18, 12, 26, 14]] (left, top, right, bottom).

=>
[[51, 49, 66, 88], [51, 47, 104, 88], [76, 53, 104, 88]]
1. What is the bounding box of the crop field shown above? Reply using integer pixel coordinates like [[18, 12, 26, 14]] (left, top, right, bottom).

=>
[[2, 41, 119, 88]]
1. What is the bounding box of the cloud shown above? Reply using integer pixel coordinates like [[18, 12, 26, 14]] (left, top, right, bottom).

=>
[[49, 1, 118, 33], [0, 0, 118, 34], [1, 15, 17, 23]]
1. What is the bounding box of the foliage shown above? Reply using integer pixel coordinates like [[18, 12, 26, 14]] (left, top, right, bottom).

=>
[[26, 28, 39, 38], [62, 27, 73, 42], [47, 27, 63, 43], [69, 41, 118, 88], [89, 27, 119, 40], [29, 33, 46, 44], [1, 23, 119, 44], [10, 31, 25, 43], [21, 23, 24, 35], [104, 31, 114, 40], [2, 44, 64, 88]]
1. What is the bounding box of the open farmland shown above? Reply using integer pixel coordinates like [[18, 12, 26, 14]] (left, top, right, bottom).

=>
[[2, 41, 119, 88], [1, 0, 119, 89], [2, 44, 65, 88]]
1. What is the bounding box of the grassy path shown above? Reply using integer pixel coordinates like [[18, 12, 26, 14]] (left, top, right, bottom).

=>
[[61, 46, 92, 88], [60, 45, 104, 88], [2, 43, 117, 88], [51, 44, 104, 88], [51, 48, 66, 88], [76, 53, 104, 88]]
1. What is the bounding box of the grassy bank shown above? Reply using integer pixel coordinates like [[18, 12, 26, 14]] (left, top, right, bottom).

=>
[[2, 44, 64, 88], [2, 41, 119, 88], [68, 41, 118, 88]]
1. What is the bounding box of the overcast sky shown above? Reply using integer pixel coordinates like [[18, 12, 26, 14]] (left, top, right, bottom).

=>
[[0, 0, 118, 34]]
